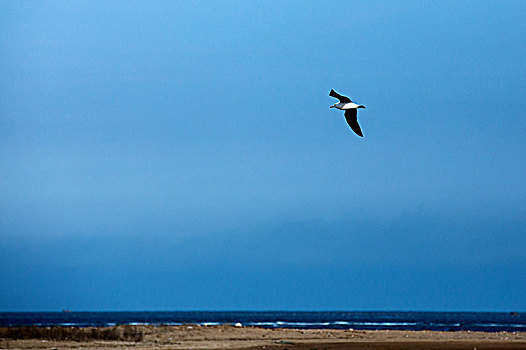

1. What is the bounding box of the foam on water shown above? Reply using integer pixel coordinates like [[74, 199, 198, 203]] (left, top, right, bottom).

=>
[[353, 322, 418, 326]]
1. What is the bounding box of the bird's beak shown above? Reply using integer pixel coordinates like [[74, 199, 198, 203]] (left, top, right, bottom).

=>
[[329, 105, 334, 108], [359, 105, 366, 109]]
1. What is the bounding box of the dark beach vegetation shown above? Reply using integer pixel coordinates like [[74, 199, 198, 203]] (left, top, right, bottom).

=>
[[0, 325, 143, 342]]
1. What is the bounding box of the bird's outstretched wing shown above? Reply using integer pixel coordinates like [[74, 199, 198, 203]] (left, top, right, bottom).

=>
[[329, 89, 352, 103], [344, 109, 363, 137]]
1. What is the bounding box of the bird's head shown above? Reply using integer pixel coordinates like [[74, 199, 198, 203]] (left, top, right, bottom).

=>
[[358, 105, 366, 109]]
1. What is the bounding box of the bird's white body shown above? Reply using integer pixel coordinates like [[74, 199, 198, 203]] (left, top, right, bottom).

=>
[[332, 102, 361, 110]]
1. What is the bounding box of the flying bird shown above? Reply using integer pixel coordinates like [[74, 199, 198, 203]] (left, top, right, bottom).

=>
[[329, 89, 366, 137]]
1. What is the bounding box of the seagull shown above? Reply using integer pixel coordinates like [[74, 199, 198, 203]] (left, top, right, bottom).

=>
[[329, 89, 366, 137]]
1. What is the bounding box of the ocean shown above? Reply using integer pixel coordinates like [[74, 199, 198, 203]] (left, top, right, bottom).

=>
[[1, 311, 525, 332]]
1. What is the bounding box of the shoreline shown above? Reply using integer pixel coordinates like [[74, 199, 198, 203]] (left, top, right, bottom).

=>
[[2, 325, 526, 349]]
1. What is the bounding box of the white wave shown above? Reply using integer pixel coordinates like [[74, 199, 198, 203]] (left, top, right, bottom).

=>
[[276, 321, 331, 326], [248, 321, 333, 327], [351, 322, 418, 326], [249, 320, 419, 328], [250, 322, 276, 326], [473, 323, 526, 328]]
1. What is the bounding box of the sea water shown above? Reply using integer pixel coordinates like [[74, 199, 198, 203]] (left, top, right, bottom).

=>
[[1, 311, 524, 332]]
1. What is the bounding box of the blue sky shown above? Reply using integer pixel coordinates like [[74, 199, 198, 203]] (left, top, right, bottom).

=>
[[1, 1, 525, 311]]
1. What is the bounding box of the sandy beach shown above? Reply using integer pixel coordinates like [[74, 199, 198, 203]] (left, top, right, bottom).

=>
[[2, 325, 526, 350]]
